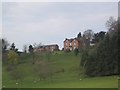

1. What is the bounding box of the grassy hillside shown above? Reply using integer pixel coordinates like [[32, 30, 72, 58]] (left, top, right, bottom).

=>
[[2, 51, 118, 88]]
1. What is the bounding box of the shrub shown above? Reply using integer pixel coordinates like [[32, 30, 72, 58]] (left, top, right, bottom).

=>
[[64, 48, 70, 52], [74, 48, 79, 56], [8, 50, 19, 65]]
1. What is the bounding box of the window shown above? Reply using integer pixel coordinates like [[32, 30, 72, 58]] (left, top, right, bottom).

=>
[[70, 47, 72, 51], [66, 42, 68, 46], [74, 46, 76, 50], [74, 42, 76, 46]]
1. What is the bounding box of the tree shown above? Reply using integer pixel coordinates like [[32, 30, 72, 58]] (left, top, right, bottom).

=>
[[10, 67, 23, 82], [74, 48, 79, 56], [83, 29, 94, 48], [2, 38, 9, 63], [80, 17, 119, 77], [2, 38, 9, 52], [29, 45, 35, 64], [77, 32, 82, 39], [7, 50, 23, 82], [38, 42, 42, 47], [29, 45, 33, 53], [10, 43, 19, 53], [34, 60, 53, 81], [0, 38, 1, 50], [33, 43, 37, 48], [46, 51, 51, 61], [83, 29, 94, 40], [80, 49, 88, 67], [94, 31, 106, 43], [15, 48, 18, 52], [10, 43, 16, 51], [23, 44, 27, 53], [106, 16, 117, 31], [7, 50, 19, 65], [81, 32, 118, 76]]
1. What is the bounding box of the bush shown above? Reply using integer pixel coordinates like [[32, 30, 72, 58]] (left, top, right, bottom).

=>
[[10, 66, 23, 81], [74, 48, 79, 56], [7, 50, 23, 81], [34, 60, 53, 80], [64, 48, 70, 52], [7, 50, 19, 65], [80, 31, 119, 77]]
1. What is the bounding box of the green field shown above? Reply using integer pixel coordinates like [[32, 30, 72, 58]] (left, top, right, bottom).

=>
[[2, 51, 119, 88]]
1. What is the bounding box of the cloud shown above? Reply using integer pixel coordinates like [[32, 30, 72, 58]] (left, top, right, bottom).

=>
[[2, 2, 118, 50]]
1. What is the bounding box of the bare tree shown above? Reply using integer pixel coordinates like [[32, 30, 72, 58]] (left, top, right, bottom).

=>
[[33, 43, 37, 48], [33, 42, 43, 48], [83, 29, 94, 40], [83, 29, 94, 47], [34, 60, 53, 81], [106, 16, 117, 31], [23, 44, 27, 53]]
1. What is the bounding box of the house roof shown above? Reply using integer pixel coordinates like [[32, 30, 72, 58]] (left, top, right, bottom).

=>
[[34, 44, 59, 49], [43, 44, 58, 47], [64, 38, 81, 42]]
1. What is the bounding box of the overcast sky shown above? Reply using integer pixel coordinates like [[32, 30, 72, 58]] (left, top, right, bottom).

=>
[[2, 2, 118, 50]]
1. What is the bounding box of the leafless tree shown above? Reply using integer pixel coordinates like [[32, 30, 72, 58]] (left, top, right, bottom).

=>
[[106, 16, 117, 31], [23, 44, 27, 53], [83, 29, 94, 40], [83, 29, 94, 47], [34, 60, 53, 81]]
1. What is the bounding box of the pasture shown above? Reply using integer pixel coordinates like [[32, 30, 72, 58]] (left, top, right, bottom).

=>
[[2, 51, 118, 88]]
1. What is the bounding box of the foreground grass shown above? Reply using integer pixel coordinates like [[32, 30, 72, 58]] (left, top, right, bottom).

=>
[[2, 75, 118, 88], [36, 76, 118, 88], [2, 51, 119, 88]]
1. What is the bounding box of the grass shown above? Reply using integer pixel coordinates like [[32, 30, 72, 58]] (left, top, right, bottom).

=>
[[2, 51, 119, 88]]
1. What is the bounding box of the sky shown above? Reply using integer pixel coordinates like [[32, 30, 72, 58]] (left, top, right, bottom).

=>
[[2, 2, 118, 50]]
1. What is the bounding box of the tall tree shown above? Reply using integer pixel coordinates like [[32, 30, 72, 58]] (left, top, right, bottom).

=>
[[77, 32, 82, 39], [10, 43, 15, 51], [2, 39, 9, 63], [29, 45, 35, 64], [83, 29, 94, 40], [8, 50, 19, 65], [2, 38, 9, 52], [29, 45, 33, 53], [23, 44, 27, 53], [106, 16, 117, 31], [83, 29, 94, 48], [74, 48, 79, 56], [94, 31, 106, 43], [34, 60, 53, 81], [7, 50, 22, 82], [80, 17, 119, 77]]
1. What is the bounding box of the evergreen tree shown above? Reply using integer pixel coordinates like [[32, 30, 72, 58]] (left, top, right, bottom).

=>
[[29, 45, 35, 64], [29, 45, 33, 53], [77, 32, 82, 39], [81, 17, 118, 76], [10, 43, 15, 51]]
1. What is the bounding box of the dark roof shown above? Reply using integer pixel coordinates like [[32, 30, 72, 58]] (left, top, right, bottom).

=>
[[69, 39, 74, 42], [35, 44, 59, 49], [64, 38, 81, 42], [34, 44, 59, 49], [44, 44, 58, 47]]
